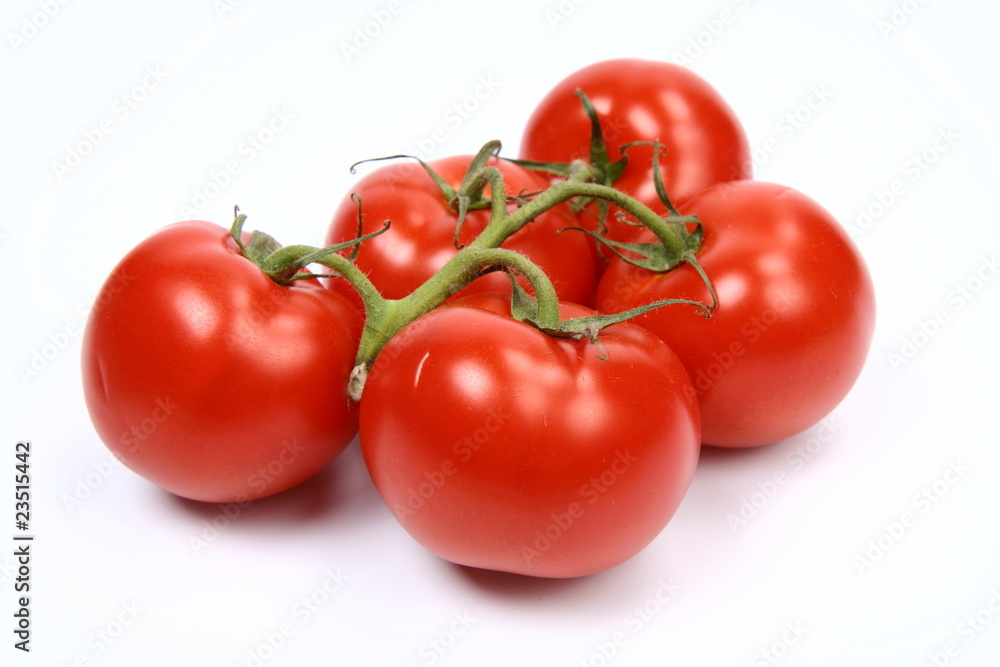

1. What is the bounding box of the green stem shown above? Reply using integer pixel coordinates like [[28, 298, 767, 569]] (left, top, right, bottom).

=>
[[343, 246, 560, 401], [311, 154, 708, 402], [308, 252, 384, 320], [452, 163, 509, 249], [502, 180, 689, 258], [460, 166, 511, 248]]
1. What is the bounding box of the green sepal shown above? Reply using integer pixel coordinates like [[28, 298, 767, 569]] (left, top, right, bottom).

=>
[[453, 141, 503, 249], [502, 90, 628, 189], [505, 90, 630, 253], [231, 207, 283, 265], [620, 140, 680, 217], [506, 271, 712, 359], [502, 157, 575, 179], [457, 140, 502, 200], [350, 154, 458, 203], [508, 273, 541, 324], [260, 221, 391, 285], [561, 214, 702, 272], [230, 204, 391, 286], [243, 230, 283, 266]]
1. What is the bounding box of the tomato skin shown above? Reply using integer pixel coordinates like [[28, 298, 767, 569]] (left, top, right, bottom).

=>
[[81, 221, 364, 502], [359, 293, 700, 578], [596, 181, 876, 447], [324, 155, 596, 307], [520, 58, 751, 244]]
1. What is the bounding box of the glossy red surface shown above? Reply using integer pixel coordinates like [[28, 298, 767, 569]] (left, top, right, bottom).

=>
[[597, 181, 876, 447], [359, 294, 701, 577], [81, 221, 363, 502]]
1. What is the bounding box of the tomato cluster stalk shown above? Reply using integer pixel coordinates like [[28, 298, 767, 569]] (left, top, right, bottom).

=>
[[233, 139, 717, 402]]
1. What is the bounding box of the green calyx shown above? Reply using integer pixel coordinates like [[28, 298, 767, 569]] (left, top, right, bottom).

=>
[[506, 90, 697, 270], [504, 89, 628, 235], [230, 206, 388, 288], [506, 89, 627, 188], [563, 214, 703, 272]]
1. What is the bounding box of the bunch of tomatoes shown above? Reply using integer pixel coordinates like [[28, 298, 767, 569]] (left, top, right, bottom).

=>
[[81, 59, 875, 578]]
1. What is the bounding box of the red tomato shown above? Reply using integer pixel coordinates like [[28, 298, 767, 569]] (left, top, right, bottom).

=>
[[596, 181, 876, 447], [520, 58, 751, 245], [324, 155, 596, 307], [359, 293, 700, 578], [81, 221, 364, 503]]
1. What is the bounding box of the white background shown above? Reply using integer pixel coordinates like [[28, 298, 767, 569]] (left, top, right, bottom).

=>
[[2, 0, 999, 665]]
